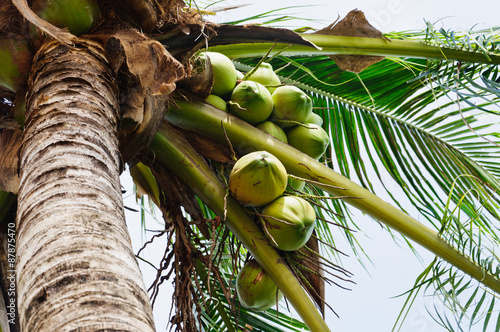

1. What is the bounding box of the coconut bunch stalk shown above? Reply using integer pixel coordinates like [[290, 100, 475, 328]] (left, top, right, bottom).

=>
[[145, 122, 331, 332], [164, 97, 500, 295]]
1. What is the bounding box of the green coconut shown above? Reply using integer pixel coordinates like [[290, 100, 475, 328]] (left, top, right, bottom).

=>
[[229, 151, 287, 207], [286, 123, 330, 160], [33, 0, 100, 35], [229, 81, 273, 124], [271, 86, 312, 127], [262, 196, 316, 251], [236, 259, 283, 312], [256, 121, 288, 143], [204, 94, 228, 112], [305, 112, 324, 126], [201, 52, 237, 99], [246, 62, 281, 93]]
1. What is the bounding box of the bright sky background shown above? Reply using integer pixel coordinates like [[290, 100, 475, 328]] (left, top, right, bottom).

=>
[[123, 1, 499, 331]]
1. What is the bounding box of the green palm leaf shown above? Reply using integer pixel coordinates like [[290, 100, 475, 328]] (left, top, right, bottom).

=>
[[147, 5, 500, 329], [231, 34, 500, 231]]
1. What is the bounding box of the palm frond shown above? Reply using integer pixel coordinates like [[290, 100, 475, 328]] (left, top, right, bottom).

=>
[[393, 183, 500, 331], [202, 2, 319, 28], [232, 25, 500, 236]]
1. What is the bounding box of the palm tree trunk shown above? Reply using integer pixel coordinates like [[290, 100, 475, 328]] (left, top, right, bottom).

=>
[[15, 39, 155, 331]]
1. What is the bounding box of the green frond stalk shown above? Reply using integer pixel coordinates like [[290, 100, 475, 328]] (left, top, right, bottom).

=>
[[148, 122, 330, 332], [209, 35, 500, 65], [165, 98, 500, 295]]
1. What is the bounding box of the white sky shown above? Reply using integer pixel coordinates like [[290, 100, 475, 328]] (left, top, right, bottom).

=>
[[211, 0, 498, 32], [123, 1, 499, 331]]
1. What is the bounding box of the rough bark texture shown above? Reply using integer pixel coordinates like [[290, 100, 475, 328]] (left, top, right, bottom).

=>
[[16, 39, 155, 331]]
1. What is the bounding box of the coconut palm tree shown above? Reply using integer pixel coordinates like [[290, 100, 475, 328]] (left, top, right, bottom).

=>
[[0, 0, 499, 331]]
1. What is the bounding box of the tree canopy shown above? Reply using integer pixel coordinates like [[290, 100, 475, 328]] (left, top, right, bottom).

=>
[[0, 1, 499, 331]]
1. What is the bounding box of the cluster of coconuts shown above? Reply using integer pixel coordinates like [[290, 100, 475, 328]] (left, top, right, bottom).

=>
[[201, 52, 330, 186], [228, 151, 317, 253], [229, 151, 317, 311], [199, 52, 328, 311]]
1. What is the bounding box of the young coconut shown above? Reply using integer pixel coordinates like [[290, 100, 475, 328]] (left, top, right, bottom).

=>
[[261, 196, 316, 251], [236, 259, 283, 312], [204, 94, 228, 112], [200, 52, 237, 99], [305, 112, 324, 126], [286, 123, 330, 160], [229, 81, 273, 125], [256, 121, 288, 143], [229, 151, 287, 207], [246, 62, 281, 93], [271, 86, 312, 127]]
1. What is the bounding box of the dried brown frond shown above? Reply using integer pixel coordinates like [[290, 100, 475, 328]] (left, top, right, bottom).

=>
[[283, 235, 356, 318], [141, 198, 235, 331], [315, 9, 385, 73], [0, 0, 28, 38]]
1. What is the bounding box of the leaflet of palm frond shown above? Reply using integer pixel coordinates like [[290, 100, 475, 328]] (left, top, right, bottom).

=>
[[314, 9, 385, 73]]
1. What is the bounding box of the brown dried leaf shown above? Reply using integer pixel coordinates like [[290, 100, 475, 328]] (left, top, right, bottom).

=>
[[315, 9, 385, 73], [106, 0, 161, 32], [106, 29, 186, 96], [104, 29, 186, 161], [175, 56, 213, 99], [180, 129, 234, 165], [12, 0, 76, 45], [316, 9, 384, 39], [329, 54, 384, 73], [296, 233, 325, 315]]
